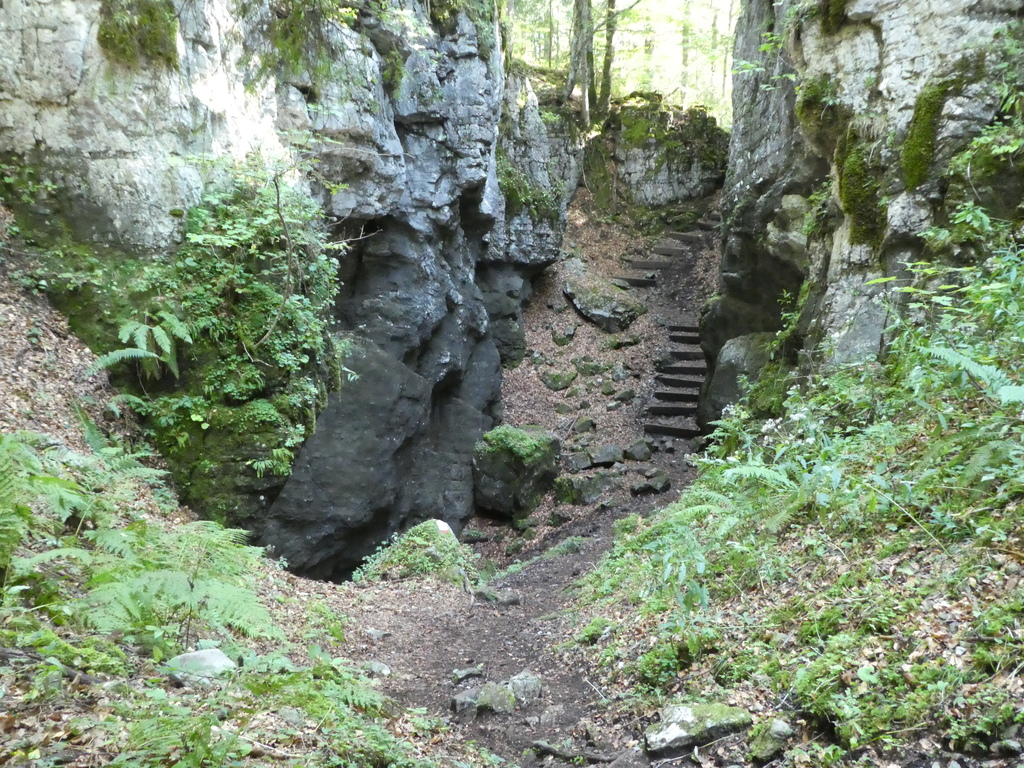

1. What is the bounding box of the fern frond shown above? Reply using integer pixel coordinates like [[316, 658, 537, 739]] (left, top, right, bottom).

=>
[[997, 384, 1024, 405], [959, 440, 1012, 487], [922, 346, 1011, 390], [88, 347, 158, 375], [765, 505, 797, 534], [723, 464, 797, 490], [149, 325, 173, 357], [157, 310, 193, 344], [130, 321, 151, 353]]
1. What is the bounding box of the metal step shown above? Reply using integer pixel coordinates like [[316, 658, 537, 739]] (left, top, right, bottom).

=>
[[625, 259, 674, 270], [644, 422, 701, 439], [667, 324, 699, 334], [654, 390, 699, 402], [613, 275, 657, 288], [653, 245, 688, 258], [656, 375, 704, 388], [706, 211, 722, 222], [649, 404, 698, 417], [657, 363, 706, 376], [697, 219, 719, 231], [668, 232, 701, 245], [669, 333, 700, 345]]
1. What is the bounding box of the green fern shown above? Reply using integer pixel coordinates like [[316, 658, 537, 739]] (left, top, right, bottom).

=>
[[0, 437, 31, 572], [922, 345, 1012, 392], [723, 463, 797, 490]]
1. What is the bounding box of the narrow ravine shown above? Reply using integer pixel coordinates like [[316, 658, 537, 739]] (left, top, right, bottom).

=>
[[335, 197, 722, 766]]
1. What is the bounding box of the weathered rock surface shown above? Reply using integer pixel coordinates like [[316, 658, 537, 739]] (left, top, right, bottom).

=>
[[748, 718, 793, 762], [555, 472, 619, 505], [0, 0, 585, 578], [700, 332, 775, 427], [472, 426, 560, 520], [701, 0, 1023, 426], [166, 649, 236, 686], [563, 259, 647, 333], [507, 669, 543, 706], [644, 702, 752, 756]]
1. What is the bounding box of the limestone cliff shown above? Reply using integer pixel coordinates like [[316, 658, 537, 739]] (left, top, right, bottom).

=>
[[701, 0, 1024, 426], [0, 0, 555, 578]]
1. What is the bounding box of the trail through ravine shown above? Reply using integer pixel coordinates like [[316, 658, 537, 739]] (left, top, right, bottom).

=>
[[333, 196, 722, 767]]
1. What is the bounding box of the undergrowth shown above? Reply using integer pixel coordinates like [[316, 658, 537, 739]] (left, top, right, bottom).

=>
[[576, 219, 1024, 757]]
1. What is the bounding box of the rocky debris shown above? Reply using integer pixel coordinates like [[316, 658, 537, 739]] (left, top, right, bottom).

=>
[[364, 628, 391, 642], [567, 453, 594, 472], [555, 472, 619, 505], [608, 749, 649, 767], [166, 649, 236, 686], [630, 469, 670, 495], [563, 259, 647, 333], [540, 369, 579, 391], [701, 332, 775, 427], [452, 665, 485, 685], [589, 444, 625, 467], [360, 661, 392, 678], [624, 439, 653, 461], [553, 324, 577, 346], [451, 687, 482, 715], [473, 426, 560, 520], [477, 681, 517, 714], [573, 418, 597, 434], [748, 718, 793, 762], [508, 669, 543, 706], [613, 388, 636, 402], [644, 702, 752, 757]]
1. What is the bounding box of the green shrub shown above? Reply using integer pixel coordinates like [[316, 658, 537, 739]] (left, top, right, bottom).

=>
[[353, 520, 479, 584]]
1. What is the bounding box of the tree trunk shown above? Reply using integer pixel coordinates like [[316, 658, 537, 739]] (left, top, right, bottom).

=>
[[564, 0, 593, 126], [679, 5, 690, 103], [597, 0, 617, 118]]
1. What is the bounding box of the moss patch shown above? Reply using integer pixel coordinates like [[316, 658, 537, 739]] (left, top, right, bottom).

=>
[[795, 75, 850, 154], [820, 0, 850, 35], [497, 149, 560, 221], [478, 425, 554, 465], [98, 0, 179, 69], [836, 133, 887, 248], [902, 81, 954, 189], [429, 0, 496, 59], [353, 520, 479, 583]]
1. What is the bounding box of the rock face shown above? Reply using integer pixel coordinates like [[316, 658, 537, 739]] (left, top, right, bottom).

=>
[[472, 426, 560, 520], [700, 0, 1023, 426], [645, 702, 752, 757], [585, 95, 729, 216], [563, 258, 647, 333], [0, 0, 576, 579]]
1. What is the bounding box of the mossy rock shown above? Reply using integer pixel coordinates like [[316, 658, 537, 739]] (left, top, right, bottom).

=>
[[473, 426, 560, 519], [98, 0, 179, 69], [539, 369, 578, 391], [562, 258, 647, 333], [27, 630, 129, 676], [353, 520, 478, 583], [836, 133, 887, 248]]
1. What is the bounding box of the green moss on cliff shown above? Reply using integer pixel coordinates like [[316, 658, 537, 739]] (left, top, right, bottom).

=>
[[796, 75, 849, 154], [820, 0, 850, 35], [902, 81, 953, 190], [836, 133, 886, 248], [497, 149, 560, 221], [430, 0, 496, 59], [13, 158, 344, 527], [98, 0, 179, 68]]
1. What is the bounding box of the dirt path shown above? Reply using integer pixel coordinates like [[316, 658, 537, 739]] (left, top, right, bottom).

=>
[[339, 198, 720, 766]]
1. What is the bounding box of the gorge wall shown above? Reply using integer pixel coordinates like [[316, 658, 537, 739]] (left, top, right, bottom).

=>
[[701, 0, 1024, 425], [0, 0, 587, 579]]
